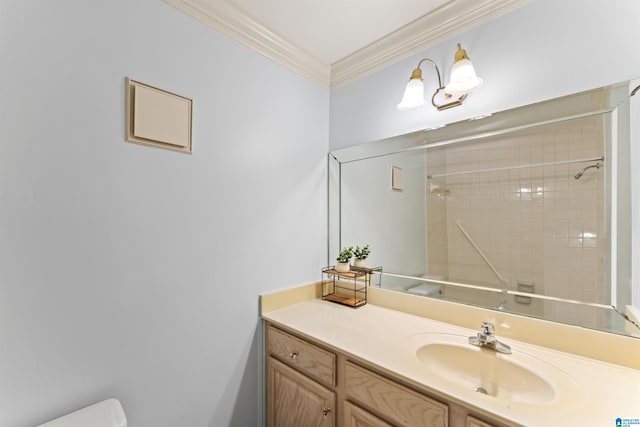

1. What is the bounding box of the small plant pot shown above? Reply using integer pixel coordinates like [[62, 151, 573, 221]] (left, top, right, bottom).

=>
[[354, 258, 368, 268], [335, 262, 350, 273]]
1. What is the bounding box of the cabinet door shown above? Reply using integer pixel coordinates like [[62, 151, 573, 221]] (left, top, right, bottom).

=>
[[344, 401, 393, 427], [268, 357, 336, 427]]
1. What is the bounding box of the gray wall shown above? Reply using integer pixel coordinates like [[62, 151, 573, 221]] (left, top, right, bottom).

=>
[[340, 150, 427, 279], [329, 0, 640, 314], [0, 1, 328, 426]]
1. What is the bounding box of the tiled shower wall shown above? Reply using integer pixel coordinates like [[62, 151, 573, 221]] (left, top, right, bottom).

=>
[[426, 115, 607, 325]]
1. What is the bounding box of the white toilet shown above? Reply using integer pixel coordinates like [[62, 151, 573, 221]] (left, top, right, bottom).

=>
[[407, 275, 444, 298], [38, 399, 127, 427]]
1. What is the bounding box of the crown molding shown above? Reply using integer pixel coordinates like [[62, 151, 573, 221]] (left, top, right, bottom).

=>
[[164, 0, 529, 89], [330, 0, 530, 88], [163, 0, 331, 87]]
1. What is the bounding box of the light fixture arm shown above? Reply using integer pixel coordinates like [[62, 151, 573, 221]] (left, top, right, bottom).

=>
[[413, 58, 467, 111], [416, 58, 443, 88]]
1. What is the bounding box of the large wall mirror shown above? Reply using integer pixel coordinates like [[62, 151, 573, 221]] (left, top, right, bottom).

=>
[[329, 81, 640, 337]]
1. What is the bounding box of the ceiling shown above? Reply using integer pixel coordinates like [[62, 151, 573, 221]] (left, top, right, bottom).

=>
[[227, 0, 452, 64], [163, 0, 530, 87]]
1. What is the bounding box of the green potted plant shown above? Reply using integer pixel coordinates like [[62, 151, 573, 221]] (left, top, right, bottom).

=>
[[335, 246, 353, 273], [353, 245, 371, 268]]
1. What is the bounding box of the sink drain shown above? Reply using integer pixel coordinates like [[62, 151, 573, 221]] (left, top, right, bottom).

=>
[[474, 387, 488, 395]]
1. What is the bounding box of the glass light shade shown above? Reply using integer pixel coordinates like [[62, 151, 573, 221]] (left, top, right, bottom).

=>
[[444, 58, 483, 96], [397, 78, 426, 111]]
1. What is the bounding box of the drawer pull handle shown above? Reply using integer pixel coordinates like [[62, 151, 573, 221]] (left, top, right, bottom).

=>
[[322, 407, 331, 418], [289, 350, 299, 359]]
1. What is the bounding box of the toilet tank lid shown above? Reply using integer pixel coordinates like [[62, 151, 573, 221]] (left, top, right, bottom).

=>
[[38, 399, 127, 427]]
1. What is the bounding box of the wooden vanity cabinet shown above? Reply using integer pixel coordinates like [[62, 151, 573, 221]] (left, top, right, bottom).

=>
[[266, 322, 507, 427], [343, 401, 392, 427], [266, 324, 337, 426], [267, 324, 336, 386], [345, 361, 448, 427], [465, 416, 499, 427], [268, 357, 336, 426]]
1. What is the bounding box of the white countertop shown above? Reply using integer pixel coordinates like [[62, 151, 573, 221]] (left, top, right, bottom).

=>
[[263, 299, 640, 426]]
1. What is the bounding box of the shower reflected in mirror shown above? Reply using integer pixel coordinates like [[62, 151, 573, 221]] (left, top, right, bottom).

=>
[[574, 161, 603, 180], [329, 80, 639, 337]]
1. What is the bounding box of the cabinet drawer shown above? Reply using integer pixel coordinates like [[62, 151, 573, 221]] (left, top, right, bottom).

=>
[[467, 416, 498, 427], [344, 401, 393, 427], [345, 361, 448, 427], [267, 325, 336, 387]]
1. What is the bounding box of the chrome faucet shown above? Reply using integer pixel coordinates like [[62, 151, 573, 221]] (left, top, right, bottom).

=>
[[468, 321, 512, 354]]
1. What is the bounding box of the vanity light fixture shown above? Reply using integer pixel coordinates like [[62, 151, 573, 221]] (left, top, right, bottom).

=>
[[397, 43, 482, 112]]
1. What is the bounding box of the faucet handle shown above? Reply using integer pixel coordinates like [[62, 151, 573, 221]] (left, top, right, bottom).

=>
[[470, 321, 512, 354], [480, 321, 495, 336]]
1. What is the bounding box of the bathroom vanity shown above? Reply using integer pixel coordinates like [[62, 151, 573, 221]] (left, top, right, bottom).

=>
[[262, 285, 640, 427], [266, 321, 504, 427]]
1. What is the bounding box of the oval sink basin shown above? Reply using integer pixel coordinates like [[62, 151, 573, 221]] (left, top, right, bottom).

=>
[[417, 342, 554, 404], [405, 333, 584, 406]]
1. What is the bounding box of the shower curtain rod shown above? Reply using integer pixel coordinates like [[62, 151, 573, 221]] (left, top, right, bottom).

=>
[[427, 156, 604, 179]]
